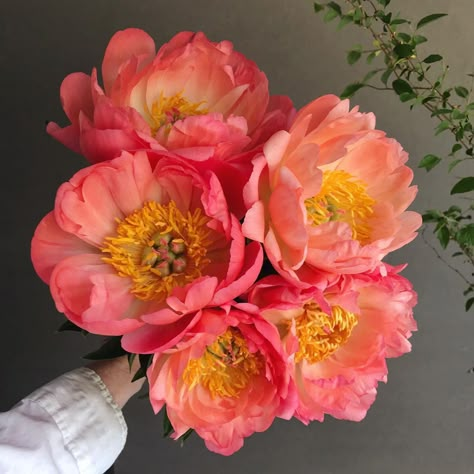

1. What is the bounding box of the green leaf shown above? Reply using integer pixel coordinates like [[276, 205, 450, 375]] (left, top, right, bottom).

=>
[[163, 408, 174, 437], [324, 8, 339, 22], [392, 78, 413, 95], [381, 68, 393, 85], [412, 35, 428, 45], [416, 13, 448, 30], [466, 297, 474, 312], [391, 18, 409, 25], [422, 210, 442, 222], [451, 177, 474, 194], [127, 353, 136, 371], [394, 43, 414, 59], [448, 159, 463, 173], [340, 82, 365, 99], [418, 154, 441, 171], [454, 86, 469, 98], [456, 224, 474, 246], [131, 354, 153, 382], [421, 96, 436, 105], [377, 0, 390, 6], [337, 15, 353, 29], [436, 226, 450, 249], [397, 32, 411, 43], [452, 109, 466, 120], [178, 429, 194, 446], [57, 320, 83, 333], [353, 7, 363, 23], [366, 51, 377, 64], [466, 102, 474, 111], [431, 108, 452, 117], [327, 1, 342, 14], [423, 54, 443, 64], [83, 337, 126, 360], [452, 252, 464, 257], [313, 2, 325, 13], [363, 69, 382, 82], [435, 120, 450, 135], [451, 144, 462, 154], [347, 49, 362, 65]]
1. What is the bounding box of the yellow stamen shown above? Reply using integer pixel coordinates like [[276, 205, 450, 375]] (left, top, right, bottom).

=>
[[289, 302, 358, 364], [101, 201, 211, 302], [182, 328, 264, 398], [305, 170, 375, 244], [146, 91, 208, 135]]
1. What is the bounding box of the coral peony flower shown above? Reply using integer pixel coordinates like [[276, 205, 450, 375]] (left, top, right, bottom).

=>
[[147, 305, 296, 455], [31, 151, 262, 335], [243, 94, 421, 288], [248, 265, 417, 423], [47, 28, 294, 164]]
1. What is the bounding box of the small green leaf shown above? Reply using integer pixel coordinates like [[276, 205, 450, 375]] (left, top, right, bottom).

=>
[[83, 337, 126, 360], [324, 8, 339, 22], [456, 224, 474, 246], [421, 96, 436, 105], [397, 32, 411, 43], [431, 108, 452, 117], [454, 86, 469, 98], [452, 252, 464, 257], [178, 429, 194, 446], [327, 1, 342, 14], [423, 54, 443, 64], [313, 2, 325, 13], [448, 159, 463, 173], [435, 120, 450, 135], [394, 43, 414, 59], [347, 49, 362, 65], [466, 102, 474, 111], [57, 320, 84, 333], [452, 109, 466, 120], [436, 226, 450, 249], [392, 78, 413, 95], [163, 408, 174, 437], [412, 35, 428, 45], [127, 353, 136, 371], [381, 68, 393, 85], [363, 69, 382, 83], [132, 354, 153, 382], [451, 177, 474, 194], [400, 92, 416, 102], [353, 7, 363, 23], [337, 15, 353, 29], [416, 13, 448, 30], [377, 0, 390, 6], [422, 210, 443, 222], [366, 51, 377, 64], [340, 82, 365, 99], [418, 154, 441, 171], [466, 297, 474, 312], [451, 144, 462, 154], [391, 18, 409, 25]]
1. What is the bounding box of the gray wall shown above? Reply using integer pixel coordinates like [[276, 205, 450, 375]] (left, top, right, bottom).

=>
[[1, 0, 473, 472]]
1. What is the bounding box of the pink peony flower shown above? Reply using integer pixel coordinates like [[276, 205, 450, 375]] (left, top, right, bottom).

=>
[[47, 28, 294, 164], [31, 150, 262, 335], [147, 305, 296, 455], [243, 94, 422, 288], [247, 265, 417, 423]]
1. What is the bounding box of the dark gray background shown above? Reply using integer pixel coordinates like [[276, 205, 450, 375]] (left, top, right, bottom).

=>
[[1, 0, 473, 473]]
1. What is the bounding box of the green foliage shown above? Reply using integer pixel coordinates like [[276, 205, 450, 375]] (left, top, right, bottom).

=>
[[313, 0, 474, 311], [83, 337, 126, 360]]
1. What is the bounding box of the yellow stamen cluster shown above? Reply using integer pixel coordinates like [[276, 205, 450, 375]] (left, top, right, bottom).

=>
[[147, 91, 209, 134], [101, 200, 211, 302], [289, 302, 358, 364], [305, 170, 375, 244], [182, 328, 264, 399]]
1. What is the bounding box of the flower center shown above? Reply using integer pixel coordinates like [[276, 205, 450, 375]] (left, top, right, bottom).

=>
[[289, 302, 358, 364], [147, 91, 209, 135], [101, 201, 211, 302], [305, 170, 375, 244], [182, 328, 264, 399]]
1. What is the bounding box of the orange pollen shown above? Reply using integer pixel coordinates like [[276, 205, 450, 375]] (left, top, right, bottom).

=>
[[146, 91, 209, 135], [101, 200, 212, 302], [304, 170, 375, 244], [288, 302, 358, 364], [182, 328, 264, 399]]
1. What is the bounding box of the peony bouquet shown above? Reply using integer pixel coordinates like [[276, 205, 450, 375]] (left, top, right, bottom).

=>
[[32, 28, 420, 455]]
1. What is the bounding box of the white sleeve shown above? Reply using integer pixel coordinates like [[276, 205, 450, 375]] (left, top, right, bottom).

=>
[[0, 367, 127, 474]]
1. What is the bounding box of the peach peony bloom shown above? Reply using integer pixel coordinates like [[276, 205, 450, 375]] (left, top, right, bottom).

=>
[[47, 28, 294, 164], [243, 94, 421, 288], [247, 265, 417, 423], [147, 305, 296, 455], [31, 151, 262, 335]]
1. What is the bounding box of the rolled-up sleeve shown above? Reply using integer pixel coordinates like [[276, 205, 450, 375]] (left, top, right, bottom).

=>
[[0, 367, 127, 474]]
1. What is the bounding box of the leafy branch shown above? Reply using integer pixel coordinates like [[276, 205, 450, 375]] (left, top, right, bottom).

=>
[[313, 0, 474, 310]]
